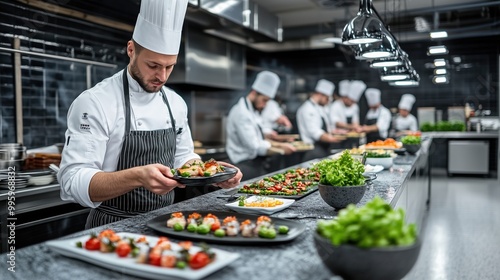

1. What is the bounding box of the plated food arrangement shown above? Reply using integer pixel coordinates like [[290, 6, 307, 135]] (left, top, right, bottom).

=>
[[362, 138, 403, 150], [147, 211, 306, 244], [225, 196, 295, 215], [238, 167, 320, 198], [46, 230, 239, 280], [172, 159, 237, 187]]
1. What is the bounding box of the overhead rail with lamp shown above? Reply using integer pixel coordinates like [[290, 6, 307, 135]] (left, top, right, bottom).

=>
[[341, 0, 420, 87]]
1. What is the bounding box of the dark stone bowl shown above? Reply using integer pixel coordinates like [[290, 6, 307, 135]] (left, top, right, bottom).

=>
[[313, 232, 421, 280], [318, 183, 366, 209], [403, 144, 421, 155]]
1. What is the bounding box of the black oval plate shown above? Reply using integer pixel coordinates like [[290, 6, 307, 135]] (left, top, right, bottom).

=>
[[147, 210, 306, 245], [172, 167, 238, 187]]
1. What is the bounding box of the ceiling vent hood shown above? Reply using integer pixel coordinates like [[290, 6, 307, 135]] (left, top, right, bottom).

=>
[[185, 0, 282, 44], [167, 25, 246, 90]]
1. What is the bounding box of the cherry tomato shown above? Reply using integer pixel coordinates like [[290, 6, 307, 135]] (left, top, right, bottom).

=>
[[84, 237, 100, 251], [116, 242, 131, 258], [189, 252, 210, 269], [149, 248, 162, 266], [210, 222, 221, 231]]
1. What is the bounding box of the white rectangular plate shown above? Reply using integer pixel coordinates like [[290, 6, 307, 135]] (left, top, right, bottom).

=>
[[225, 196, 295, 215], [46, 232, 239, 280]]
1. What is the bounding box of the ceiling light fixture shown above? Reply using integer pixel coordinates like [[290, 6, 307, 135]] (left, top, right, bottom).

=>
[[427, 45, 448, 55], [430, 31, 448, 39], [433, 75, 448, 84], [341, 0, 385, 44], [434, 59, 446, 67], [390, 80, 420, 86], [434, 68, 447, 75]]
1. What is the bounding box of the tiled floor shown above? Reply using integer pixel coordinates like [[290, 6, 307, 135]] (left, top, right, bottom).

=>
[[404, 173, 500, 279]]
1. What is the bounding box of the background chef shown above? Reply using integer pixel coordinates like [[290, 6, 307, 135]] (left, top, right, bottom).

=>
[[226, 71, 296, 181], [360, 88, 392, 143], [260, 98, 294, 141], [296, 79, 344, 161], [329, 79, 366, 132], [394, 93, 418, 136], [58, 0, 241, 229]]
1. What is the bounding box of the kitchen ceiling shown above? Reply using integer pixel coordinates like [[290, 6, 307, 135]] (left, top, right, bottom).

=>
[[27, 0, 500, 46], [252, 0, 500, 43]]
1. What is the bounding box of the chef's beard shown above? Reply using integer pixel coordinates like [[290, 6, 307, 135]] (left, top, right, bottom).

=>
[[129, 62, 165, 93]]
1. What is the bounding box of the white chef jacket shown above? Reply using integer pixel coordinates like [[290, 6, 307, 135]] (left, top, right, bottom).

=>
[[365, 105, 392, 139], [296, 99, 331, 144], [260, 99, 282, 134], [226, 97, 271, 164], [329, 99, 360, 126], [394, 114, 418, 131], [58, 69, 200, 208]]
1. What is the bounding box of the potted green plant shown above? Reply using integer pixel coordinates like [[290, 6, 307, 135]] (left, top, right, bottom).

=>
[[312, 150, 366, 209]]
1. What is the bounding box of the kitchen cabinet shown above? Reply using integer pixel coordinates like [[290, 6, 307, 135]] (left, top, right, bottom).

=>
[[448, 140, 490, 175]]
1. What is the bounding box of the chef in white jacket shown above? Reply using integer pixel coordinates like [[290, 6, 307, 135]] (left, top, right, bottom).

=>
[[296, 79, 344, 161], [226, 71, 296, 180], [58, 0, 241, 229], [260, 99, 293, 139], [360, 88, 392, 143], [394, 93, 418, 135], [329, 80, 366, 131]]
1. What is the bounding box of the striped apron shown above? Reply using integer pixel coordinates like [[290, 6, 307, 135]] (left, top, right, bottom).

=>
[[85, 69, 176, 229]]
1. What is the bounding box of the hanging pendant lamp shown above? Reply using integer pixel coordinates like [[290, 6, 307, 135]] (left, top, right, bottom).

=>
[[341, 0, 385, 44], [359, 32, 399, 59]]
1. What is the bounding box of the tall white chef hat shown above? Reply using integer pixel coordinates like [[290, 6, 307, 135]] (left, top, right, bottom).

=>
[[398, 93, 416, 111], [347, 80, 366, 102], [338, 80, 350, 97], [252, 71, 281, 98], [132, 0, 188, 55], [315, 79, 335, 97], [365, 88, 381, 106]]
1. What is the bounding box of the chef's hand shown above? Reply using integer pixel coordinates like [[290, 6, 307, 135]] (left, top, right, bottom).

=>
[[213, 161, 242, 189], [138, 164, 185, 195]]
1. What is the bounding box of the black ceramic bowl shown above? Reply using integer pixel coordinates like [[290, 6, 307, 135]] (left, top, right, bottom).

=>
[[318, 183, 366, 209], [403, 144, 421, 155], [313, 232, 421, 280]]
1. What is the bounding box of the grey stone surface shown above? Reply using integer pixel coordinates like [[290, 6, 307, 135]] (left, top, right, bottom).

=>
[[0, 142, 430, 280]]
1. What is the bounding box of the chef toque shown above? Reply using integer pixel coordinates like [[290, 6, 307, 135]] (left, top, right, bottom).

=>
[[132, 0, 188, 55], [398, 93, 416, 111], [252, 71, 281, 98], [338, 80, 350, 97], [347, 80, 366, 102], [315, 79, 335, 97], [365, 88, 381, 106]]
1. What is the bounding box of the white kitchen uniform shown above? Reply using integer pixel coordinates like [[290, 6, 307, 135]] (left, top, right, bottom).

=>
[[364, 106, 392, 141], [394, 114, 418, 131], [226, 97, 271, 164], [297, 99, 332, 144], [58, 69, 199, 209], [260, 99, 283, 134], [330, 100, 360, 126]]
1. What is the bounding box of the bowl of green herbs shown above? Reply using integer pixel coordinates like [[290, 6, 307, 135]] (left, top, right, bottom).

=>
[[314, 197, 421, 280], [312, 150, 366, 209], [401, 135, 422, 155], [365, 150, 393, 169]]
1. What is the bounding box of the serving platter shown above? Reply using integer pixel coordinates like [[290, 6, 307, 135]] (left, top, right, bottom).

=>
[[46, 232, 239, 280], [147, 210, 306, 245], [224, 196, 295, 215], [172, 167, 238, 187]]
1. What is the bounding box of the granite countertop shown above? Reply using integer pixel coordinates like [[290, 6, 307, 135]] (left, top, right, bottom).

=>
[[0, 141, 430, 280]]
